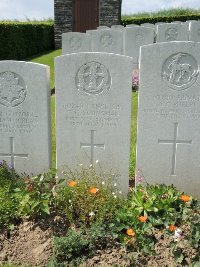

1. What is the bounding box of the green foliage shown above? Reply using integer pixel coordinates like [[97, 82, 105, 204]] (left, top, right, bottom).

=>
[[14, 170, 57, 219], [0, 161, 19, 228], [122, 14, 200, 26], [122, 8, 200, 19], [51, 223, 110, 265], [109, 184, 200, 258], [0, 22, 54, 60], [0, 186, 19, 228], [55, 166, 123, 226]]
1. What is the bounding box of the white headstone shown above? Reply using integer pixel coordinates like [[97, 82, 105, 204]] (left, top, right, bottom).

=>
[[136, 42, 200, 198], [156, 23, 189, 42], [86, 30, 96, 35], [111, 25, 124, 31], [0, 61, 51, 175], [124, 26, 154, 65], [141, 23, 155, 29], [155, 22, 165, 25], [97, 26, 110, 29], [91, 29, 123, 54], [62, 32, 91, 55], [126, 24, 138, 28], [55, 53, 133, 194], [189, 21, 200, 41]]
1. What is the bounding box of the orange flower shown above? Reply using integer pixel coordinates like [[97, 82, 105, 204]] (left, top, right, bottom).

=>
[[180, 194, 190, 202], [169, 224, 176, 231], [27, 184, 34, 192], [68, 180, 77, 187], [89, 187, 99, 194], [126, 228, 135, 237], [138, 216, 148, 222]]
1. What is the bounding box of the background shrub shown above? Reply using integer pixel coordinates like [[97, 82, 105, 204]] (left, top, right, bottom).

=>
[[0, 22, 54, 60], [122, 14, 200, 26]]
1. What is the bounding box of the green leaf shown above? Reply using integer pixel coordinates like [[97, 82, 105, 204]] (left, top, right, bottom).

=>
[[41, 204, 50, 215]]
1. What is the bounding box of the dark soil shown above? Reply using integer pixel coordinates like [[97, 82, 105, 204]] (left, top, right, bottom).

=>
[[0, 219, 196, 267]]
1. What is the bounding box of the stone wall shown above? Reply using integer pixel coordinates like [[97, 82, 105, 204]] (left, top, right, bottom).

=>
[[54, 0, 73, 48], [99, 0, 121, 27], [54, 0, 122, 48]]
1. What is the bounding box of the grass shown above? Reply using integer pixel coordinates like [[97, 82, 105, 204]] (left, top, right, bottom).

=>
[[122, 7, 200, 19], [29, 49, 61, 90], [51, 96, 56, 169], [27, 50, 138, 176]]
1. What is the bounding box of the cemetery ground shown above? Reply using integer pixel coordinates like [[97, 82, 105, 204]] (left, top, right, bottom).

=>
[[0, 50, 199, 267]]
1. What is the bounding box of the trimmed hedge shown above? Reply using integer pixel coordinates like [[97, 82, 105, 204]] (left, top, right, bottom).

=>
[[0, 22, 55, 60], [121, 14, 200, 26]]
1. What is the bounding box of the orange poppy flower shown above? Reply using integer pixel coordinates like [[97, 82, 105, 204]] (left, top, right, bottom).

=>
[[126, 228, 135, 237], [169, 225, 176, 231], [138, 216, 148, 222], [89, 187, 99, 194], [68, 180, 77, 187], [180, 195, 190, 202]]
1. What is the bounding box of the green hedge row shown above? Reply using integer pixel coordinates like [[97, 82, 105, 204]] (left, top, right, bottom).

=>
[[0, 22, 55, 60], [121, 14, 200, 26]]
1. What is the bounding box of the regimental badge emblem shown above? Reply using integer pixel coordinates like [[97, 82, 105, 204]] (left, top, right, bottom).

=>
[[162, 53, 199, 90], [70, 36, 82, 51], [165, 28, 178, 41], [0, 71, 27, 107], [76, 61, 111, 95], [100, 33, 113, 47]]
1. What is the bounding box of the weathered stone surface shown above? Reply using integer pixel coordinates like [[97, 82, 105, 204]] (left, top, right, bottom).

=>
[[126, 24, 138, 28], [124, 26, 154, 64], [189, 21, 200, 42], [156, 23, 189, 42], [55, 52, 133, 194], [0, 61, 51, 175], [141, 23, 155, 29], [97, 26, 110, 29], [62, 32, 91, 54], [91, 29, 123, 54], [111, 25, 124, 30], [136, 42, 200, 198]]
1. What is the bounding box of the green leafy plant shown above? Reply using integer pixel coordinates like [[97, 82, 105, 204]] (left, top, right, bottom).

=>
[[55, 165, 123, 226], [109, 184, 199, 257], [52, 222, 111, 265], [0, 161, 19, 229], [0, 185, 19, 229], [14, 170, 57, 218]]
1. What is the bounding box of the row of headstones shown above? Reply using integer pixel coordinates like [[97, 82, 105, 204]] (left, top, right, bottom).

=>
[[1, 41, 199, 198], [0, 54, 132, 195], [62, 21, 200, 67]]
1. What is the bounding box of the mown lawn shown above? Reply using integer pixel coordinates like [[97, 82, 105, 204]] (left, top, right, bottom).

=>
[[30, 49, 61, 90], [28, 50, 138, 176]]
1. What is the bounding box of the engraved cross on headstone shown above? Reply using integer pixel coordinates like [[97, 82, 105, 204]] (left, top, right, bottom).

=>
[[158, 122, 192, 176], [80, 130, 105, 165], [0, 137, 28, 168]]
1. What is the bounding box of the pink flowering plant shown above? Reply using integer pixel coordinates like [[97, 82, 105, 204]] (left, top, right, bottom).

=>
[[132, 70, 139, 91]]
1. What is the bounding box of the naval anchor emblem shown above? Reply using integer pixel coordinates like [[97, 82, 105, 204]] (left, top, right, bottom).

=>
[[0, 71, 27, 107], [162, 53, 199, 90], [76, 61, 111, 95]]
